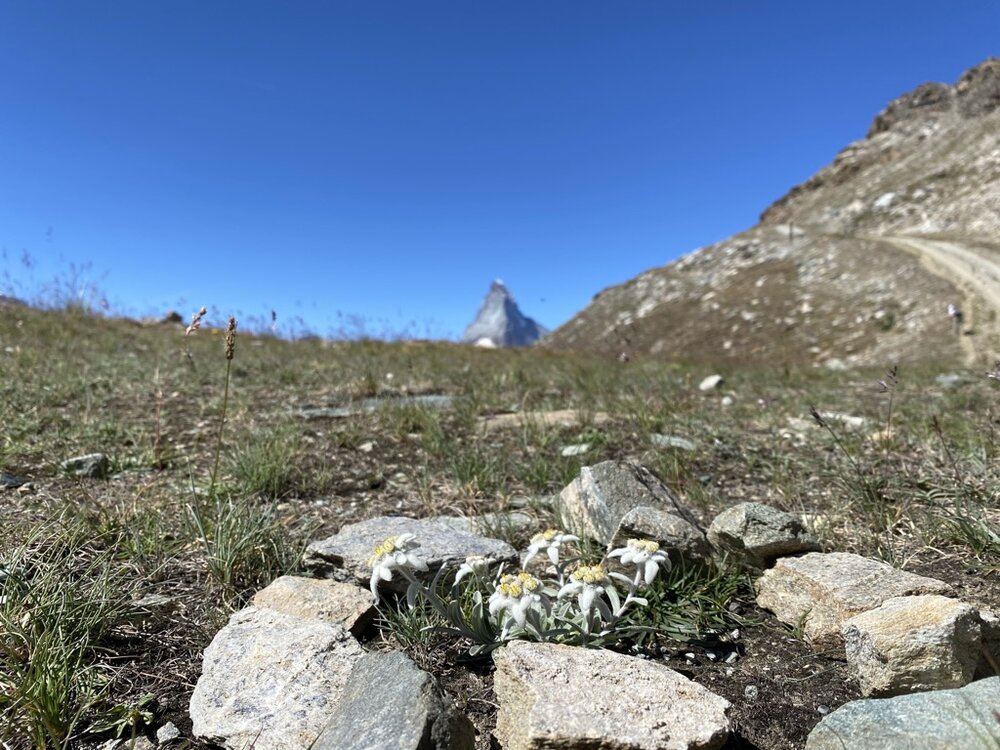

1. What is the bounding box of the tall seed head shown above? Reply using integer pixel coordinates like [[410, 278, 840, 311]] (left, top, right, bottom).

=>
[[224, 316, 237, 360]]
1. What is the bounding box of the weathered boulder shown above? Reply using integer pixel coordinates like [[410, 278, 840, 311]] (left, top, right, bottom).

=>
[[608, 505, 713, 568], [707, 502, 820, 568], [304, 516, 517, 592], [805, 676, 1000, 749], [312, 651, 474, 750], [558, 461, 700, 545], [190, 606, 364, 750], [429, 511, 535, 539], [842, 595, 981, 696], [251, 576, 375, 636], [493, 640, 730, 750], [755, 552, 950, 647]]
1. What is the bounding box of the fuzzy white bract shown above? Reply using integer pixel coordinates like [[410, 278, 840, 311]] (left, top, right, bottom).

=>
[[607, 538, 670, 585], [368, 533, 428, 600], [454, 555, 490, 586], [523, 529, 579, 566]]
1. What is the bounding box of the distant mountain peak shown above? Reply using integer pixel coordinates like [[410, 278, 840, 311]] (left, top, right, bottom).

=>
[[462, 281, 547, 348]]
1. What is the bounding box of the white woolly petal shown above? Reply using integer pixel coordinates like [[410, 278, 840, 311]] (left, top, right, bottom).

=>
[[547, 545, 560, 565], [644, 559, 660, 585], [557, 582, 580, 599], [406, 552, 428, 571], [378, 565, 394, 582], [512, 599, 530, 626], [607, 548, 626, 559], [578, 586, 597, 614], [369, 570, 381, 599]]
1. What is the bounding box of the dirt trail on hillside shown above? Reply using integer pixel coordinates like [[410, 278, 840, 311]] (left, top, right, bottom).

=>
[[877, 236, 1000, 366]]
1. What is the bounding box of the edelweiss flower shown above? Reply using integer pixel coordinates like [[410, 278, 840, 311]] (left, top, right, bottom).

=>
[[607, 538, 670, 585], [523, 529, 579, 566], [454, 555, 490, 586], [557, 564, 616, 622], [488, 571, 545, 636], [368, 533, 428, 600]]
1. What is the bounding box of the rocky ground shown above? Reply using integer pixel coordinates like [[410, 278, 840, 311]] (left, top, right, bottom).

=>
[[2, 304, 1000, 748]]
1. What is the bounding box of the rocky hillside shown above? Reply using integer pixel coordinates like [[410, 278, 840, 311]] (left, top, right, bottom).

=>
[[545, 59, 1000, 368]]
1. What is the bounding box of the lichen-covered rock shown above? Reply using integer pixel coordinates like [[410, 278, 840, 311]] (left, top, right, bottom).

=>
[[190, 606, 364, 750], [755, 552, 951, 647], [707, 502, 819, 568], [494, 640, 730, 750], [842, 594, 981, 696], [312, 651, 474, 750]]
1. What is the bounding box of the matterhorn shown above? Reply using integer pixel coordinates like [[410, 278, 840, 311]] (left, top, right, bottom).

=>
[[462, 280, 548, 348]]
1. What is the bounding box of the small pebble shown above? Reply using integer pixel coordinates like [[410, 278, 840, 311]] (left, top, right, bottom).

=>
[[744, 685, 759, 699]]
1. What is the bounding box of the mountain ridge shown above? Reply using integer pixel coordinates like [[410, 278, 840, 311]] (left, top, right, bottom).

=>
[[543, 58, 1000, 368]]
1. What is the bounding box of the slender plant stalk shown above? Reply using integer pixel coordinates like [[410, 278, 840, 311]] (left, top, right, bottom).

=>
[[209, 316, 237, 497]]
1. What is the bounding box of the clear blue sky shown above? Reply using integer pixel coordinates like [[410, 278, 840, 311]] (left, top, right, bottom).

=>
[[2, 2, 997, 338]]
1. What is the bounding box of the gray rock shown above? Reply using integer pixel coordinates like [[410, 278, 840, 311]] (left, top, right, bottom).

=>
[[650, 434, 696, 451], [608, 505, 713, 568], [313, 651, 474, 750], [698, 374, 724, 391], [304, 516, 517, 592], [251, 576, 375, 636], [842, 595, 981, 696], [189, 606, 364, 750], [60, 452, 109, 479], [755, 552, 951, 647], [805, 676, 1000, 749], [156, 721, 181, 744], [494, 640, 731, 750], [429, 511, 536, 539], [0, 473, 27, 489], [558, 461, 700, 545], [707, 502, 820, 568]]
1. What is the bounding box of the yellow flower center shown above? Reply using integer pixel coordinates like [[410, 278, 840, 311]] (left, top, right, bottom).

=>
[[531, 528, 559, 544], [628, 538, 660, 554], [498, 572, 539, 598], [368, 537, 399, 564], [572, 565, 607, 584]]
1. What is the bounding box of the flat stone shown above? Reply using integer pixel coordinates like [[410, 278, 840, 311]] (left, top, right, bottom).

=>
[[755, 552, 951, 647], [558, 461, 701, 545], [805, 676, 1000, 749], [494, 641, 730, 750], [304, 516, 517, 593], [560, 443, 591, 457], [842, 595, 981, 696], [608, 505, 713, 568], [299, 394, 453, 419], [60, 452, 109, 479], [650, 434, 696, 451], [251, 576, 375, 636], [478, 409, 611, 432], [190, 606, 364, 750], [312, 651, 474, 750], [707, 502, 820, 568]]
